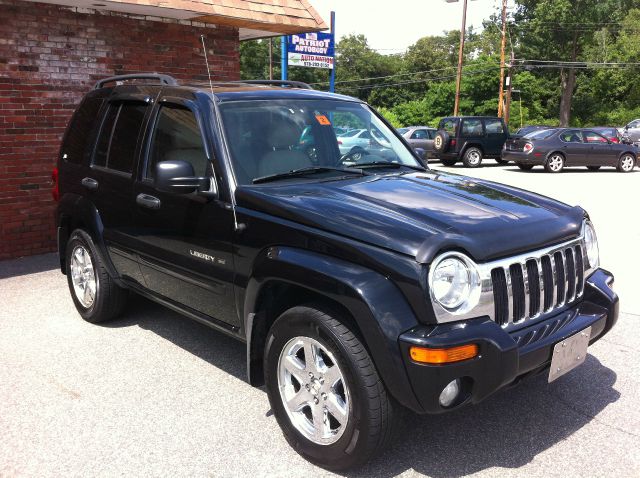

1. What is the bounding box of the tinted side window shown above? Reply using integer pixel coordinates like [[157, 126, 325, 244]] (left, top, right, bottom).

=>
[[484, 119, 504, 134], [428, 129, 436, 139], [147, 105, 208, 179], [462, 119, 483, 136], [411, 129, 428, 139], [93, 103, 119, 168], [108, 103, 147, 173], [560, 130, 583, 143], [63, 97, 103, 164]]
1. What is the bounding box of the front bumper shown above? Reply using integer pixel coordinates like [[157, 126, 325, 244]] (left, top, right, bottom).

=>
[[399, 268, 618, 414]]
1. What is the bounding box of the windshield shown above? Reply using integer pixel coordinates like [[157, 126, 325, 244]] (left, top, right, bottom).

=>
[[525, 129, 556, 140], [397, 127, 409, 135], [219, 99, 421, 185]]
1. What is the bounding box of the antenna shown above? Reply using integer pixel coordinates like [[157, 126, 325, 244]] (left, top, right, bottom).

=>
[[200, 34, 245, 232]]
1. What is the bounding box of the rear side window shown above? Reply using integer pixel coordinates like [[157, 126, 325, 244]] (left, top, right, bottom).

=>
[[484, 119, 504, 134], [63, 97, 104, 164], [410, 129, 428, 139], [440, 119, 458, 134], [147, 105, 208, 179], [583, 131, 608, 144], [560, 130, 583, 143], [461, 119, 483, 136], [93, 102, 147, 173]]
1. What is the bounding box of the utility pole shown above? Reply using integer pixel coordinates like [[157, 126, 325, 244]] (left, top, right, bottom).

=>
[[453, 0, 468, 116], [504, 50, 514, 126], [497, 0, 507, 117]]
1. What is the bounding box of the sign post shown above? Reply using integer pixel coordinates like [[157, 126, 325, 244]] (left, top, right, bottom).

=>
[[329, 11, 336, 93]]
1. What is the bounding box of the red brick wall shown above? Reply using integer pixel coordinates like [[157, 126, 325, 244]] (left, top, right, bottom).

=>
[[0, 0, 240, 260]]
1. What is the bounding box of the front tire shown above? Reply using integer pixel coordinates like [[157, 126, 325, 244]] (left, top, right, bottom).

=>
[[462, 147, 483, 168], [617, 154, 635, 172], [66, 229, 128, 323], [264, 305, 393, 470], [544, 153, 565, 173]]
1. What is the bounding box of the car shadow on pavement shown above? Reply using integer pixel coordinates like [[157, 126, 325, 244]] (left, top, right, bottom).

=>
[[348, 354, 619, 478], [102, 294, 247, 382], [100, 294, 619, 478], [0, 252, 58, 279], [506, 167, 638, 174]]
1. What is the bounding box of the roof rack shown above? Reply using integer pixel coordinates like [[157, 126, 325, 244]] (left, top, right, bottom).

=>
[[234, 80, 313, 90], [93, 73, 178, 90]]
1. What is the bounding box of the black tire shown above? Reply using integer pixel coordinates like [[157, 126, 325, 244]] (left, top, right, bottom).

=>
[[587, 166, 601, 171], [433, 130, 450, 153], [517, 163, 534, 171], [440, 158, 457, 167], [617, 153, 635, 172], [462, 147, 483, 168], [264, 305, 394, 471], [65, 229, 128, 323], [544, 153, 565, 173], [495, 157, 509, 165]]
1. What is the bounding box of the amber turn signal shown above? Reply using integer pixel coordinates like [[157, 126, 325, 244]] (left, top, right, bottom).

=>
[[409, 344, 479, 364]]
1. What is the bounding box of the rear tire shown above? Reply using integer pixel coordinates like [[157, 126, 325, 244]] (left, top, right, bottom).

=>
[[65, 229, 128, 323], [495, 157, 509, 165], [517, 163, 534, 171], [264, 305, 394, 471], [587, 166, 601, 171], [462, 147, 483, 168], [440, 158, 457, 167], [617, 154, 635, 172], [544, 153, 564, 173]]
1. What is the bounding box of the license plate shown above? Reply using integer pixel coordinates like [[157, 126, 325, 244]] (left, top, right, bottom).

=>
[[548, 326, 591, 383]]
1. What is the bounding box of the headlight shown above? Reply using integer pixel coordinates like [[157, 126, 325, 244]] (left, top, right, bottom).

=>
[[428, 253, 480, 312], [584, 221, 599, 268]]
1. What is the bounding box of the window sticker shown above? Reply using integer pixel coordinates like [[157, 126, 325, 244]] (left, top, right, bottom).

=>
[[315, 114, 331, 125]]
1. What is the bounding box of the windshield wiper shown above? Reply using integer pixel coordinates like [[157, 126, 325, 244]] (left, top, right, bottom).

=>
[[252, 166, 369, 184], [349, 161, 427, 171]]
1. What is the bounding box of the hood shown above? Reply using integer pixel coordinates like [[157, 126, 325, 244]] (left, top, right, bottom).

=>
[[235, 171, 584, 263]]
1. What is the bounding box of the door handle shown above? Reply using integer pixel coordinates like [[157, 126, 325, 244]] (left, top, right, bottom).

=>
[[81, 177, 98, 191], [136, 193, 161, 210]]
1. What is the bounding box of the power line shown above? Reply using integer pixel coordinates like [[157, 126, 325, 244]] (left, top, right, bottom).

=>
[[336, 67, 501, 91]]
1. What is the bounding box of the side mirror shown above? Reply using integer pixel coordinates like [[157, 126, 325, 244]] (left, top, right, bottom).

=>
[[155, 160, 211, 195]]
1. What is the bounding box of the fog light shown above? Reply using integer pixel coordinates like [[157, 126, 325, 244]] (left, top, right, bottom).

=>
[[439, 379, 461, 407]]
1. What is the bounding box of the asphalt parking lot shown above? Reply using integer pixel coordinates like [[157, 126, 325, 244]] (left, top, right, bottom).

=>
[[1, 163, 639, 477]]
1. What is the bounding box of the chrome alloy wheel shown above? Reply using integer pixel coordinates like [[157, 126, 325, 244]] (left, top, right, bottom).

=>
[[548, 154, 564, 172], [466, 150, 481, 165], [277, 336, 350, 445], [70, 245, 97, 308], [620, 154, 635, 171]]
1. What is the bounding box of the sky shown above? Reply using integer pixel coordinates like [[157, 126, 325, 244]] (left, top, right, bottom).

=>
[[307, 0, 512, 52]]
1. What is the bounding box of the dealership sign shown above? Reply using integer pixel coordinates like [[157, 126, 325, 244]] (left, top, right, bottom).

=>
[[287, 32, 334, 69]]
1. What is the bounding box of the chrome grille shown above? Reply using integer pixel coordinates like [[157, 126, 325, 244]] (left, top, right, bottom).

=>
[[490, 243, 586, 327]]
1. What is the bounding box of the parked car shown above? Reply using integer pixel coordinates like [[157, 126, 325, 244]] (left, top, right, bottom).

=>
[[619, 118, 640, 144], [54, 73, 618, 470], [397, 126, 436, 159], [513, 125, 554, 137], [591, 127, 621, 143], [433, 116, 510, 167], [502, 128, 637, 172]]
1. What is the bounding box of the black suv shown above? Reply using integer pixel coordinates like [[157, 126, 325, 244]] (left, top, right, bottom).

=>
[[434, 116, 510, 167], [54, 74, 618, 470]]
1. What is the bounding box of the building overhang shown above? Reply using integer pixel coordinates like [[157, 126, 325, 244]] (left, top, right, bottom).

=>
[[20, 0, 327, 40]]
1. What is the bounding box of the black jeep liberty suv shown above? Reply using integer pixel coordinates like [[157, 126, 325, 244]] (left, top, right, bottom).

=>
[[54, 74, 618, 470], [434, 116, 510, 167]]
